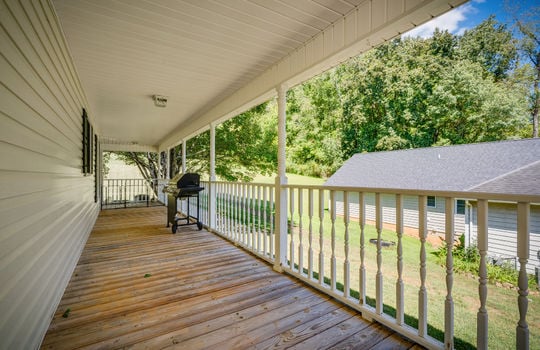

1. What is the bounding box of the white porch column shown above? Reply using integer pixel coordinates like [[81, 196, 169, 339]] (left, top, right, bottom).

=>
[[209, 122, 217, 229], [156, 151, 162, 179], [274, 84, 288, 272], [182, 140, 187, 173]]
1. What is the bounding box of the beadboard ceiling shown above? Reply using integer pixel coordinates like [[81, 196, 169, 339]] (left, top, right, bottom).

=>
[[52, 0, 464, 149]]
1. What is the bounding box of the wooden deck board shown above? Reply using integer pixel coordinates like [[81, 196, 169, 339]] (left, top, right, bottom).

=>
[[41, 206, 421, 349]]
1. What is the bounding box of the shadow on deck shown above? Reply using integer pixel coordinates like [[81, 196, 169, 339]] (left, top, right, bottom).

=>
[[41, 206, 422, 349]]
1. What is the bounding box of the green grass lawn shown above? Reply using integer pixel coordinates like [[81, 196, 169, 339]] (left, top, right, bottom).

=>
[[251, 174, 540, 350]]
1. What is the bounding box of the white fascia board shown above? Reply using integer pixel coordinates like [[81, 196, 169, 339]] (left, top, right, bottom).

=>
[[159, 0, 468, 152]]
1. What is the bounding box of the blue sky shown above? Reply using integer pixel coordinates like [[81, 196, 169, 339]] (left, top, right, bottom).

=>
[[403, 0, 537, 38]]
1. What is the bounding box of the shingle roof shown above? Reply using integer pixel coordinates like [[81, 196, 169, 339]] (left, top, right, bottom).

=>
[[324, 139, 540, 195]]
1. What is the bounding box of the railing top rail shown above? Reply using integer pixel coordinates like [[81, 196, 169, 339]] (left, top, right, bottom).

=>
[[104, 178, 158, 181], [183, 179, 540, 204], [282, 184, 540, 204]]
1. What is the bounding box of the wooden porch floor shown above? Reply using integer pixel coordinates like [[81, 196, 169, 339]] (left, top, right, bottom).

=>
[[41, 206, 421, 349]]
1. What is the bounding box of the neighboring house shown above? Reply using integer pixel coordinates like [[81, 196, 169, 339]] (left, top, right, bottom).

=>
[[324, 139, 540, 273]]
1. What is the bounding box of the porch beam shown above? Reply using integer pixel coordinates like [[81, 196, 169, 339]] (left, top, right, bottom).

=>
[[274, 84, 288, 272]]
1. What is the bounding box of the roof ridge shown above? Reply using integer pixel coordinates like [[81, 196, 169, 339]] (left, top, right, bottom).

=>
[[466, 159, 540, 192]]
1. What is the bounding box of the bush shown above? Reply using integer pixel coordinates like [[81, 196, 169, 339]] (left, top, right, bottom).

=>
[[433, 234, 537, 289]]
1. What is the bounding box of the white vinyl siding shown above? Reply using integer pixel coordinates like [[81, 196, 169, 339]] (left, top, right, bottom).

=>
[[334, 193, 466, 235], [469, 202, 540, 274], [0, 1, 99, 349]]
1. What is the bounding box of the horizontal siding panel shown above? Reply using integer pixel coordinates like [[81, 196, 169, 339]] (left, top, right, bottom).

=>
[[470, 203, 540, 273], [0, 83, 75, 151], [0, 1, 98, 349], [0, 172, 85, 200], [7, 0, 80, 120], [335, 193, 466, 235], [0, 142, 80, 174], [0, 13, 80, 142], [0, 113, 76, 162], [0, 57, 79, 149], [1, 202, 96, 349]]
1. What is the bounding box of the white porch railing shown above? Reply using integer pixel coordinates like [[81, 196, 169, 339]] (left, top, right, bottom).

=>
[[179, 180, 536, 350], [102, 178, 161, 209]]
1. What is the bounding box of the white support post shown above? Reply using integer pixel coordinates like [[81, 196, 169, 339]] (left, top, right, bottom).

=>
[[444, 197, 455, 350], [274, 84, 288, 272], [516, 202, 530, 350], [208, 123, 217, 230], [477, 199, 488, 350], [182, 140, 187, 173], [165, 148, 170, 179]]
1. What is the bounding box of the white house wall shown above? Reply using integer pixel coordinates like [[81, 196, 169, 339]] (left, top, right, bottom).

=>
[[469, 203, 540, 274], [160, 0, 467, 150], [335, 193, 466, 235], [0, 0, 99, 348]]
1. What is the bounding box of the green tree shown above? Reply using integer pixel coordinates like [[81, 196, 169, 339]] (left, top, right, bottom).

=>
[[183, 102, 277, 181], [514, 5, 540, 137]]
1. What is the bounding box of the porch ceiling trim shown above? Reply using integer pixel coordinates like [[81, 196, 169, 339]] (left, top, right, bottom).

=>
[[159, 0, 467, 151]]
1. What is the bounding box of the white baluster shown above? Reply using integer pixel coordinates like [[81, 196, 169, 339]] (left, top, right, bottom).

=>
[[244, 183, 249, 246], [516, 202, 530, 350], [419, 195, 428, 337], [477, 199, 488, 350], [270, 187, 274, 260], [246, 183, 251, 248], [252, 184, 257, 251], [344, 191, 350, 298], [396, 194, 404, 326], [308, 188, 314, 279], [375, 193, 383, 315], [359, 192, 366, 305], [290, 188, 295, 270], [330, 190, 337, 292], [445, 197, 455, 350], [257, 185, 262, 253], [263, 185, 268, 257], [298, 189, 304, 276], [236, 183, 241, 243], [319, 189, 325, 285], [228, 183, 232, 238]]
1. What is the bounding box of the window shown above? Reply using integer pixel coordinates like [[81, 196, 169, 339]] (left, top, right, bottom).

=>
[[427, 196, 436, 208], [456, 199, 466, 215]]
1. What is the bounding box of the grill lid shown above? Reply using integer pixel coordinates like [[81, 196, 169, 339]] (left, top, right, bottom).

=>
[[176, 173, 200, 188]]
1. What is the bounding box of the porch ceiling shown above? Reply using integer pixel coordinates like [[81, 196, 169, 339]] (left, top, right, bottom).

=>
[[52, 0, 466, 149]]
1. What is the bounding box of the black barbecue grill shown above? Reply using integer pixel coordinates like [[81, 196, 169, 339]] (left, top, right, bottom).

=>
[[163, 173, 204, 233]]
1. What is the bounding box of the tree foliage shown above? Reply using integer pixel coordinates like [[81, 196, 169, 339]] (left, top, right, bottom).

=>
[[180, 102, 277, 181]]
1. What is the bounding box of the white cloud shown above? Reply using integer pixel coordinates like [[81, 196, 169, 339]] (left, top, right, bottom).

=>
[[403, 3, 478, 38]]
